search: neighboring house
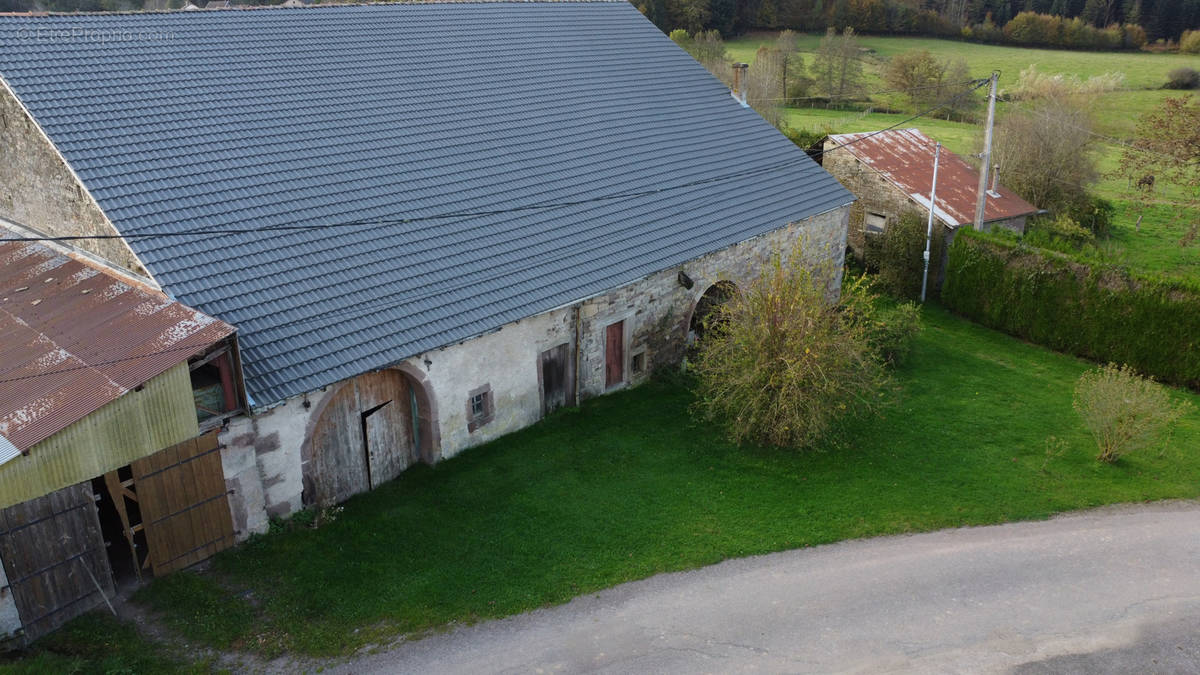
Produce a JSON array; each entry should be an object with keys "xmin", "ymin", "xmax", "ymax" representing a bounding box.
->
[
  {"xmin": 205, "ymin": 0, "xmax": 230, "ymax": 8},
  {"xmin": 821, "ymin": 129, "xmax": 1037, "ymax": 275},
  {"xmin": 0, "ymin": 230, "xmax": 237, "ymax": 646},
  {"xmin": 0, "ymin": 3, "xmax": 854, "ymax": 540}
]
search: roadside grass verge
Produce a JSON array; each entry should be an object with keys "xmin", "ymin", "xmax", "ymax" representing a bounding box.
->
[
  {"xmin": 0, "ymin": 613, "xmax": 208, "ymax": 674},
  {"xmin": 134, "ymin": 305, "xmax": 1200, "ymax": 658}
]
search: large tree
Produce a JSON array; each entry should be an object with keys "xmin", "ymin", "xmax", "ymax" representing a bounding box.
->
[{"xmin": 810, "ymin": 27, "xmax": 864, "ymax": 104}]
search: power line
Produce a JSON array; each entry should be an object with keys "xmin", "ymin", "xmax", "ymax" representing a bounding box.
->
[
  {"xmin": 0, "ymin": 79, "xmax": 989, "ymax": 246},
  {"xmin": 0, "ymin": 79, "xmax": 990, "ymax": 387}
]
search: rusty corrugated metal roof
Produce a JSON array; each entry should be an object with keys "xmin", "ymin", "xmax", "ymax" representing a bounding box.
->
[
  {"xmin": 827, "ymin": 129, "xmax": 1037, "ymax": 227},
  {"xmin": 0, "ymin": 235, "xmax": 234, "ymax": 452}
]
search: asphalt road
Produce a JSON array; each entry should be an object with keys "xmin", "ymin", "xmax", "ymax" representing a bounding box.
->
[{"xmin": 328, "ymin": 501, "xmax": 1200, "ymax": 674}]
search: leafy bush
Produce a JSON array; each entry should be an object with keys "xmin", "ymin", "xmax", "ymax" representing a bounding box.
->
[
  {"xmin": 1181, "ymin": 30, "xmax": 1200, "ymax": 55},
  {"xmin": 781, "ymin": 125, "xmax": 831, "ymax": 151},
  {"xmin": 855, "ymin": 294, "xmax": 923, "ymax": 367},
  {"xmin": 942, "ymin": 231, "xmax": 1200, "ymax": 389},
  {"xmin": 1024, "ymin": 214, "xmax": 1096, "ymax": 253},
  {"xmin": 862, "ymin": 210, "xmax": 945, "ymax": 300},
  {"xmin": 1165, "ymin": 67, "xmax": 1200, "ymax": 90},
  {"xmin": 1074, "ymin": 363, "xmax": 1193, "ymax": 462},
  {"xmin": 691, "ymin": 253, "xmax": 887, "ymax": 449}
]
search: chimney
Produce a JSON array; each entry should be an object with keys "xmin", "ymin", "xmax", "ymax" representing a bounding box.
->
[
  {"xmin": 731, "ymin": 63, "xmax": 749, "ymax": 107},
  {"xmin": 986, "ymin": 164, "xmax": 1001, "ymax": 198}
]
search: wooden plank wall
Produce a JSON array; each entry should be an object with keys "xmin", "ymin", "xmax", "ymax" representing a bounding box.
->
[
  {"xmin": 0, "ymin": 482, "xmax": 113, "ymax": 645},
  {"xmin": 132, "ymin": 432, "xmax": 235, "ymax": 577}
]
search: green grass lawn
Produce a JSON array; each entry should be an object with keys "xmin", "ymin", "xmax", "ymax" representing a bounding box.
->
[
  {"xmin": 0, "ymin": 613, "xmax": 209, "ymax": 674},
  {"xmin": 123, "ymin": 304, "xmax": 1200, "ymax": 659}
]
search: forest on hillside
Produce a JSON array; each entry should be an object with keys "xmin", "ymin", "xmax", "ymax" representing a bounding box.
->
[
  {"xmin": 0, "ymin": 0, "xmax": 1197, "ymax": 50},
  {"xmin": 640, "ymin": 0, "xmax": 1200, "ymax": 45}
]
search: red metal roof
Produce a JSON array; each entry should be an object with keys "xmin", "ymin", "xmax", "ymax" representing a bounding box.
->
[
  {"xmin": 827, "ymin": 129, "xmax": 1037, "ymax": 227},
  {"xmin": 0, "ymin": 235, "xmax": 234, "ymax": 452}
]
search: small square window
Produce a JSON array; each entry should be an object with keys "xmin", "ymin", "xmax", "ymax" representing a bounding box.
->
[
  {"xmin": 467, "ymin": 384, "xmax": 494, "ymax": 432},
  {"xmin": 631, "ymin": 351, "xmax": 645, "ymax": 375},
  {"xmin": 865, "ymin": 212, "xmax": 887, "ymax": 234}
]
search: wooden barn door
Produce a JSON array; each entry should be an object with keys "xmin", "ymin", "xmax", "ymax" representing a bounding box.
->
[
  {"xmin": 0, "ymin": 483, "xmax": 114, "ymax": 644},
  {"xmin": 306, "ymin": 371, "xmax": 416, "ymax": 506},
  {"xmin": 131, "ymin": 432, "xmax": 235, "ymax": 577},
  {"xmin": 539, "ymin": 343, "xmax": 574, "ymax": 416},
  {"xmin": 605, "ymin": 321, "xmax": 625, "ymax": 389}
]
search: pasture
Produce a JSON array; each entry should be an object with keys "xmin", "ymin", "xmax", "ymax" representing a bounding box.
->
[{"xmin": 730, "ymin": 32, "xmax": 1198, "ymax": 280}]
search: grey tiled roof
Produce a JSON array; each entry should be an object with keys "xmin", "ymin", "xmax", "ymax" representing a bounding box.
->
[{"xmin": 0, "ymin": 2, "xmax": 853, "ymax": 406}]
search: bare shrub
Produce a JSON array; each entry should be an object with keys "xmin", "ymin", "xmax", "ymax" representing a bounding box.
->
[
  {"xmin": 747, "ymin": 45, "xmax": 784, "ymax": 128},
  {"xmin": 691, "ymin": 254, "xmax": 888, "ymax": 449},
  {"xmin": 1073, "ymin": 363, "xmax": 1193, "ymax": 463},
  {"xmin": 992, "ymin": 95, "xmax": 1099, "ymax": 213},
  {"xmin": 1006, "ymin": 65, "xmax": 1125, "ymax": 101}
]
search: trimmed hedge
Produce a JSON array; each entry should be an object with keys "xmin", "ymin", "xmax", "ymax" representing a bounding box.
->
[{"xmin": 942, "ymin": 230, "xmax": 1200, "ymax": 389}]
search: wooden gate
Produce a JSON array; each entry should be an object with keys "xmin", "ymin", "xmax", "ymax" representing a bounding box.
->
[
  {"xmin": 131, "ymin": 432, "xmax": 235, "ymax": 577},
  {"xmin": 0, "ymin": 483, "xmax": 114, "ymax": 644}
]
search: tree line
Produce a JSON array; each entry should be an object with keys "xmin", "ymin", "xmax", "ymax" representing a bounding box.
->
[{"xmin": 639, "ymin": 0, "xmax": 1200, "ymax": 46}]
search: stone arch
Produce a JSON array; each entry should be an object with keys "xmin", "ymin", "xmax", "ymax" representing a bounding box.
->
[
  {"xmin": 687, "ymin": 280, "xmax": 739, "ymax": 342},
  {"xmin": 300, "ymin": 365, "xmax": 439, "ymax": 507}
]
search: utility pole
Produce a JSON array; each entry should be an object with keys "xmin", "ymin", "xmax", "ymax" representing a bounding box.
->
[
  {"xmin": 973, "ymin": 71, "xmax": 999, "ymax": 232},
  {"xmin": 921, "ymin": 142, "xmax": 942, "ymax": 304}
]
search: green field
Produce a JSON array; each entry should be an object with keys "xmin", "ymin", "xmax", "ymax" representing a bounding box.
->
[
  {"xmin": 727, "ymin": 33, "xmax": 1200, "ymax": 92},
  {"xmin": 71, "ymin": 306, "xmax": 1200, "ymax": 660},
  {"xmin": 730, "ymin": 32, "xmax": 1199, "ymax": 279}
]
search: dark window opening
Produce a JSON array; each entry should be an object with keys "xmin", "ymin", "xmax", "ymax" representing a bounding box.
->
[
  {"xmin": 865, "ymin": 212, "xmax": 888, "ymax": 234},
  {"xmin": 631, "ymin": 351, "xmax": 645, "ymax": 375},
  {"xmin": 190, "ymin": 345, "xmax": 239, "ymax": 429}
]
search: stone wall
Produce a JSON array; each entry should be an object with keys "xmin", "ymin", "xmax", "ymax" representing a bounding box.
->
[
  {"xmin": 0, "ymin": 551, "xmax": 19, "ymax": 645},
  {"xmin": 217, "ymin": 205, "xmax": 850, "ymax": 535},
  {"xmin": 821, "ymin": 139, "xmax": 944, "ymax": 257},
  {"xmin": 0, "ymin": 84, "xmax": 146, "ymax": 275}
]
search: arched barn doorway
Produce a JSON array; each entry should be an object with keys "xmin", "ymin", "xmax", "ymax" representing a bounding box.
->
[
  {"xmin": 302, "ymin": 367, "xmax": 437, "ymax": 507},
  {"xmin": 688, "ymin": 281, "xmax": 738, "ymax": 343}
]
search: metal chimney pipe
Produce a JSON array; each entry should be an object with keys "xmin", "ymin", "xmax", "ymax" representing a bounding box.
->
[{"xmin": 991, "ymin": 165, "xmax": 1000, "ymax": 192}]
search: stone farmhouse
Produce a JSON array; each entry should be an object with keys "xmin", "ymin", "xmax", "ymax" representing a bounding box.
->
[
  {"xmin": 820, "ymin": 128, "xmax": 1037, "ymax": 279},
  {"xmin": 0, "ymin": 2, "xmax": 854, "ymax": 552}
]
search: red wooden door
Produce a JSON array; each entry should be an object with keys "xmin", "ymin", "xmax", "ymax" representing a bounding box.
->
[{"xmin": 605, "ymin": 321, "xmax": 624, "ymax": 388}]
